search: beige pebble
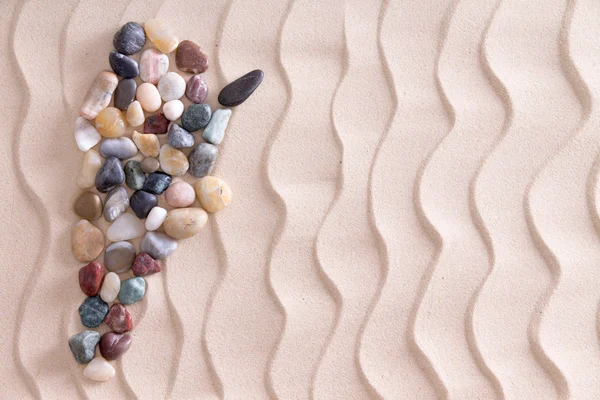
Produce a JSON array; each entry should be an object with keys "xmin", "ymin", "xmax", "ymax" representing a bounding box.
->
[
  {"xmin": 159, "ymin": 144, "xmax": 188, "ymax": 176},
  {"xmin": 95, "ymin": 107, "xmax": 127, "ymax": 138},
  {"xmin": 158, "ymin": 72, "xmax": 185, "ymax": 102},
  {"xmin": 73, "ymin": 191, "xmax": 103, "ymax": 220},
  {"xmin": 163, "ymin": 100, "xmax": 184, "ymax": 121},
  {"xmin": 145, "ymin": 207, "xmax": 167, "ymax": 231},
  {"xmin": 144, "ymin": 19, "xmax": 179, "ymax": 53},
  {"xmin": 72, "ymin": 219, "xmax": 104, "ymax": 262},
  {"xmin": 126, "ymin": 100, "xmax": 144, "ymax": 127},
  {"xmin": 100, "ymin": 272, "xmax": 120, "ymax": 303},
  {"xmin": 163, "ymin": 207, "xmax": 208, "ymax": 239},
  {"xmin": 132, "ymin": 131, "xmax": 160, "ymax": 157},
  {"xmin": 83, "ymin": 357, "xmax": 115, "ymax": 382},
  {"xmin": 194, "ymin": 176, "xmax": 232, "ymax": 213},
  {"xmin": 141, "ymin": 157, "xmax": 160, "ymax": 173},
  {"xmin": 136, "ymin": 83, "xmax": 162, "ymax": 112},
  {"xmin": 139, "ymin": 48, "xmax": 169, "ymax": 84},
  {"xmin": 80, "ymin": 71, "xmax": 118, "ymax": 120},
  {"xmin": 77, "ymin": 149, "xmax": 102, "ymax": 189},
  {"xmin": 165, "ymin": 181, "xmax": 196, "ymax": 208}
]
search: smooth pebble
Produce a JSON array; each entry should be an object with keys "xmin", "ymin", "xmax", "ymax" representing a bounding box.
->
[
  {"xmin": 140, "ymin": 231, "xmax": 178, "ymax": 259},
  {"xmin": 165, "ymin": 181, "xmax": 195, "ymax": 208},
  {"xmin": 77, "ymin": 149, "xmax": 102, "ymax": 189},
  {"xmin": 176, "ymin": 40, "xmax": 208, "ymax": 73},
  {"xmin": 100, "ymin": 137, "xmax": 137, "ymax": 160},
  {"xmin": 124, "ymin": 160, "xmax": 145, "ymax": 190},
  {"xmin": 130, "ymin": 190, "xmax": 158, "ymax": 219},
  {"xmin": 218, "ymin": 69, "xmax": 264, "ymax": 107},
  {"xmin": 100, "ymin": 272, "xmax": 120, "ymax": 303},
  {"xmin": 143, "ymin": 171, "xmax": 172, "ymax": 194},
  {"xmin": 79, "ymin": 261, "xmax": 104, "ymax": 296},
  {"xmin": 185, "ymin": 74, "xmax": 208, "ymax": 103},
  {"xmin": 83, "ymin": 357, "xmax": 115, "ymax": 382},
  {"xmin": 69, "ymin": 330, "xmax": 101, "ymax": 364},
  {"xmin": 195, "ymin": 176, "xmax": 233, "ymax": 213},
  {"xmin": 109, "ymin": 51, "xmax": 139, "ymax": 78},
  {"xmin": 95, "ymin": 157, "xmax": 125, "ymax": 193},
  {"xmin": 107, "ymin": 213, "xmax": 146, "ymax": 242},
  {"xmin": 145, "ymin": 207, "xmax": 167, "ymax": 231},
  {"xmin": 136, "ymin": 82, "xmax": 161, "ymax": 112},
  {"xmin": 103, "ymin": 186, "xmax": 129, "ymax": 222},
  {"xmin": 158, "ymin": 72, "xmax": 185, "ymax": 102},
  {"xmin": 113, "ymin": 22, "xmax": 146, "ymax": 55},
  {"xmin": 74, "ymin": 117, "xmax": 101, "ymax": 152},
  {"xmin": 164, "ymin": 207, "xmax": 208, "ymax": 239},
  {"xmin": 73, "ymin": 191, "xmax": 103, "ymax": 220},
  {"xmin": 126, "ymin": 100, "xmax": 144, "ymax": 127},
  {"xmin": 95, "ymin": 107, "xmax": 127, "ymax": 138},
  {"xmin": 114, "ymin": 78, "xmax": 137, "ymax": 111},
  {"xmin": 144, "ymin": 19, "xmax": 179, "ymax": 53},
  {"xmin": 100, "ymin": 332, "xmax": 132, "ymax": 361},
  {"xmin": 167, "ymin": 123, "xmax": 194, "ymax": 148},
  {"xmin": 104, "ymin": 304, "xmax": 132, "ymax": 333},
  {"xmin": 159, "ymin": 144, "xmax": 189, "ymax": 176},
  {"xmin": 119, "ymin": 277, "xmax": 146, "ymax": 305},
  {"xmin": 80, "ymin": 71, "xmax": 118, "ymax": 120},
  {"xmin": 72, "ymin": 220, "xmax": 104, "ymax": 262},
  {"xmin": 181, "ymin": 103, "xmax": 211, "ymax": 132},
  {"xmin": 163, "ymin": 99, "xmax": 184, "ymax": 121},
  {"xmin": 144, "ymin": 113, "xmax": 170, "ymax": 134},
  {"xmin": 202, "ymin": 108, "xmax": 231, "ymax": 145},
  {"xmin": 188, "ymin": 143, "xmax": 217, "ymax": 178},
  {"xmin": 141, "ymin": 157, "xmax": 160, "ymax": 173},
  {"xmin": 139, "ymin": 48, "xmax": 169, "ymax": 85},
  {"xmin": 132, "ymin": 130, "xmax": 160, "ymax": 158},
  {"xmin": 79, "ymin": 295, "xmax": 109, "ymax": 328},
  {"xmin": 104, "ymin": 241, "xmax": 136, "ymax": 273}
]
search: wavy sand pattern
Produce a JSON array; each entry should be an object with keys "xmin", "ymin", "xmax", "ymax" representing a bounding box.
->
[{"xmin": 3, "ymin": 0, "xmax": 600, "ymax": 398}]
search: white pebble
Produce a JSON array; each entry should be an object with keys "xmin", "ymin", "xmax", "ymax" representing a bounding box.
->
[
  {"xmin": 100, "ymin": 272, "xmax": 120, "ymax": 303},
  {"xmin": 163, "ymin": 100, "xmax": 184, "ymax": 121},
  {"xmin": 76, "ymin": 149, "xmax": 102, "ymax": 189},
  {"xmin": 145, "ymin": 207, "xmax": 168, "ymax": 231},
  {"xmin": 107, "ymin": 213, "xmax": 146, "ymax": 242},
  {"xmin": 74, "ymin": 117, "xmax": 101, "ymax": 151},
  {"xmin": 126, "ymin": 100, "xmax": 145, "ymax": 127},
  {"xmin": 136, "ymin": 83, "xmax": 162, "ymax": 112},
  {"xmin": 83, "ymin": 357, "xmax": 115, "ymax": 382},
  {"xmin": 158, "ymin": 72, "xmax": 185, "ymax": 102},
  {"xmin": 139, "ymin": 48, "xmax": 169, "ymax": 85}
]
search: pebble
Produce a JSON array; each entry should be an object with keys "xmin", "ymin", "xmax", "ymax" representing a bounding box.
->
[
  {"xmin": 104, "ymin": 304, "xmax": 132, "ymax": 333},
  {"xmin": 109, "ymin": 51, "xmax": 139, "ymax": 78},
  {"xmin": 103, "ymin": 186, "xmax": 129, "ymax": 222},
  {"xmin": 132, "ymin": 252, "xmax": 161, "ymax": 276},
  {"xmin": 72, "ymin": 220, "xmax": 104, "ymax": 262},
  {"xmin": 130, "ymin": 190, "xmax": 158, "ymax": 219},
  {"xmin": 188, "ymin": 143, "xmax": 217, "ymax": 178},
  {"xmin": 181, "ymin": 103, "xmax": 211, "ymax": 132},
  {"xmin": 137, "ymin": 82, "xmax": 162, "ymax": 112},
  {"xmin": 140, "ymin": 231, "xmax": 178, "ymax": 259},
  {"xmin": 124, "ymin": 160, "xmax": 145, "ymax": 190},
  {"xmin": 158, "ymin": 72, "xmax": 186, "ymax": 102},
  {"xmin": 100, "ymin": 272, "xmax": 120, "ymax": 303},
  {"xmin": 176, "ymin": 40, "xmax": 209, "ymax": 74},
  {"xmin": 164, "ymin": 208, "xmax": 208, "ymax": 239},
  {"xmin": 144, "ymin": 113, "xmax": 170, "ymax": 134},
  {"xmin": 80, "ymin": 71, "xmax": 118, "ymax": 120},
  {"xmin": 95, "ymin": 157, "xmax": 125, "ymax": 193},
  {"xmin": 83, "ymin": 357, "xmax": 115, "ymax": 382},
  {"xmin": 159, "ymin": 144, "xmax": 189, "ymax": 176},
  {"xmin": 145, "ymin": 207, "xmax": 167, "ymax": 231},
  {"xmin": 95, "ymin": 107, "xmax": 127, "ymax": 138},
  {"xmin": 114, "ymin": 78, "xmax": 137, "ymax": 111},
  {"xmin": 104, "ymin": 241, "xmax": 136, "ymax": 273},
  {"xmin": 141, "ymin": 157, "xmax": 160, "ymax": 173},
  {"xmin": 185, "ymin": 74, "xmax": 208, "ymax": 103},
  {"xmin": 139, "ymin": 48, "xmax": 169, "ymax": 84},
  {"xmin": 165, "ymin": 181, "xmax": 196, "ymax": 208},
  {"xmin": 202, "ymin": 108, "xmax": 231, "ymax": 145},
  {"xmin": 107, "ymin": 213, "xmax": 146, "ymax": 242},
  {"xmin": 132, "ymin": 131, "xmax": 160, "ymax": 157},
  {"xmin": 126, "ymin": 100, "xmax": 145, "ymax": 127},
  {"xmin": 69, "ymin": 330, "xmax": 101, "ymax": 364},
  {"xmin": 218, "ymin": 69, "xmax": 264, "ymax": 107},
  {"xmin": 119, "ymin": 277, "xmax": 146, "ymax": 305},
  {"xmin": 79, "ymin": 261, "xmax": 104, "ymax": 296},
  {"xmin": 143, "ymin": 171, "xmax": 172, "ymax": 194},
  {"xmin": 74, "ymin": 117, "xmax": 101, "ymax": 152},
  {"xmin": 73, "ymin": 191, "xmax": 103, "ymax": 220},
  {"xmin": 77, "ymin": 150, "xmax": 102, "ymax": 189},
  {"xmin": 167, "ymin": 123, "xmax": 194, "ymax": 148},
  {"xmin": 79, "ymin": 295, "xmax": 109, "ymax": 328},
  {"xmin": 144, "ymin": 19, "xmax": 179, "ymax": 53},
  {"xmin": 99, "ymin": 332, "xmax": 132, "ymax": 361},
  {"xmin": 195, "ymin": 176, "xmax": 233, "ymax": 213},
  {"xmin": 163, "ymin": 99, "xmax": 184, "ymax": 121},
  {"xmin": 113, "ymin": 22, "xmax": 146, "ymax": 55},
  {"xmin": 100, "ymin": 137, "xmax": 138, "ymax": 160}
]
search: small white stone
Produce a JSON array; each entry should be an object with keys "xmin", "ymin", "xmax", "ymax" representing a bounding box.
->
[
  {"xmin": 163, "ymin": 100, "xmax": 184, "ymax": 121},
  {"xmin": 126, "ymin": 100, "xmax": 145, "ymax": 127},
  {"xmin": 136, "ymin": 82, "xmax": 162, "ymax": 112},
  {"xmin": 77, "ymin": 149, "xmax": 102, "ymax": 189},
  {"xmin": 74, "ymin": 117, "xmax": 101, "ymax": 151},
  {"xmin": 107, "ymin": 213, "xmax": 146, "ymax": 242},
  {"xmin": 83, "ymin": 357, "xmax": 115, "ymax": 382},
  {"xmin": 202, "ymin": 108, "xmax": 232, "ymax": 145},
  {"xmin": 100, "ymin": 272, "xmax": 120, "ymax": 303},
  {"xmin": 158, "ymin": 72, "xmax": 185, "ymax": 102},
  {"xmin": 145, "ymin": 207, "xmax": 167, "ymax": 231},
  {"xmin": 139, "ymin": 48, "xmax": 169, "ymax": 85}
]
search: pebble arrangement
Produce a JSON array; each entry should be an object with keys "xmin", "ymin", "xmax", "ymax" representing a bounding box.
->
[{"xmin": 68, "ymin": 20, "xmax": 263, "ymax": 382}]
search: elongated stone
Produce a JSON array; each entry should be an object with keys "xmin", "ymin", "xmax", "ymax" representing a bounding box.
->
[
  {"xmin": 103, "ymin": 186, "xmax": 129, "ymax": 222},
  {"xmin": 104, "ymin": 241, "xmax": 136, "ymax": 273},
  {"xmin": 130, "ymin": 190, "xmax": 158, "ymax": 219},
  {"xmin": 144, "ymin": 113, "xmax": 169, "ymax": 134},
  {"xmin": 145, "ymin": 206, "xmax": 167, "ymax": 231},
  {"xmin": 137, "ymin": 82, "xmax": 161, "ymax": 112},
  {"xmin": 83, "ymin": 357, "xmax": 115, "ymax": 382},
  {"xmin": 144, "ymin": 19, "xmax": 179, "ymax": 53},
  {"xmin": 158, "ymin": 72, "xmax": 185, "ymax": 102},
  {"xmin": 132, "ymin": 252, "xmax": 161, "ymax": 276},
  {"xmin": 114, "ymin": 78, "xmax": 137, "ymax": 111},
  {"xmin": 77, "ymin": 149, "xmax": 102, "ymax": 189},
  {"xmin": 107, "ymin": 213, "xmax": 146, "ymax": 242},
  {"xmin": 109, "ymin": 51, "xmax": 139, "ymax": 78},
  {"xmin": 100, "ymin": 272, "xmax": 120, "ymax": 303},
  {"xmin": 79, "ymin": 261, "xmax": 104, "ymax": 296},
  {"xmin": 202, "ymin": 108, "xmax": 231, "ymax": 145},
  {"xmin": 132, "ymin": 131, "xmax": 160, "ymax": 157},
  {"xmin": 104, "ymin": 304, "xmax": 132, "ymax": 333},
  {"xmin": 218, "ymin": 69, "xmax": 264, "ymax": 107},
  {"xmin": 74, "ymin": 117, "xmax": 101, "ymax": 152},
  {"xmin": 143, "ymin": 171, "xmax": 172, "ymax": 194},
  {"xmin": 176, "ymin": 40, "xmax": 208, "ymax": 73},
  {"xmin": 95, "ymin": 157, "xmax": 125, "ymax": 193},
  {"xmin": 126, "ymin": 100, "xmax": 144, "ymax": 127},
  {"xmin": 119, "ymin": 277, "xmax": 146, "ymax": 305},
  {"xmin": 185, "ymin": 74, "xmax": 208, "ymax": 103},
  {"xmin": 164, "ymin": 208, "xmax": 208, "ymax": 239},
  {"xmin": 165, "ymin": 181, "xmax": 195, "ymax": 208},
  {"xmin": 195, "ymin": 176, "xmax": 233, "ymax": 213},
  {"xmin": 124, "ymin": 160, "xmax": 145, "ymax": 190},
  {"xmin": 79, "ymin": 295, "xmax": 109, "ymax": 328},
  {"xmin": 163, "ymin": 99, "xmax": 184, "ymax": 121},
  {"xmin": 159, "ymin": 145, "xmax": 188, "ymax": 176},
  {"xmin": 181, "ymin": 103, "xmax": 211, "ymax": 132},
  {"xmin": 99, "ymin": 332, "xmax": 132, "ymax": 361},
  {"xmin": 140, "ymin": 231, "xmax": 178, "ymax": 259},
  {"xmin": 100, "ymin": 137, "xmax": 137, "ymax": 160},
  {"xmin": 80, "ymin": 71, "xmax": 118, "ymax": 120},
  {"xmin": 139, "ymin": 48, "xmax": 169, "ymax": 84},
  {"xmin": 72, "ymin": 220, "xmax": 104, "ymax": 262},
  {"xmin": 188, "ymin": 143, "xmax": 217, "ymax": 178},
  {"xmin": 141, "ymin": 157, "xmax": 160, "ymax": 173},
  {"xmin": 69, "ymin": 330, "xmax": 101, "ymax": 364},
  {"xmin": 95, "ymin": 107, "xmax": 127, "ymax": 138},
  {"xmin": 167, "ymin": 124, "xmax": 194, "ymax": 148},
  {"xmin": 113, "ymin": 22, "xmax": 146, "ymax": 55},
  {"xmin": 73, "ymin": 191, "xmax": 102, "ymax": 220}
]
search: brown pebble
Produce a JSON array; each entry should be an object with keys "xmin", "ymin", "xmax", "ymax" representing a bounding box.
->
[
  {"xmin": 175, "ymin": 40, "xmax": 208, "ymax": 74},
  {"xmin": 99, "ymin": 332, "xmax": 132, "ymax": 361},
  {"xmin": 73, "ymin": 191, "xmax": 103, "ymax": 220},
  {"xmin": 141, "ymin": 157, "xmax": 160, "ymax": 173}
]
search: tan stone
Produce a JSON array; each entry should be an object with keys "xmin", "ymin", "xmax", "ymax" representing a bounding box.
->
[
  {"xmin": 132, "ymin": 131, "xmax": 160, "ymax": 157},
  {"xmin": 73, "ymin": 191, "xmax": 103, "ymax": 220},
  {"xmin": 159, "ymin": 144, "xmax": 188, "ymax": 176},
  {"xmin": 95, "ymin": 107, "xmax": 127, "ymax": 138},
  {"xmin": 163, "ymin": 208, "xmax": 208, "ymax": 239},
  {"xmin": 72, "ymin": 219, "xmax": 104, "ymax": 262},
  {"xmin": 126, "ymin": 100, "xmax": 144, "ymax": 127},
  {"xmin": 144, "ymin": 19, "xmax": 179, "ymax": 53},
  {"xmin": 80, "ymin": 71, "xmax": 118, "ymax": 120},
  {"xmin": 194, "ymin": 176, "xmax": 232, "ymax": 213},
  {"xmin": 77, "ymin": 149, "xmax": 102, "ymax": 189}
]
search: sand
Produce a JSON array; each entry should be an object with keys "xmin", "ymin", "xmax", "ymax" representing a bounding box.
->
[{"xmin": 1, "ymin": 0, "xmax": 600, "ymax": 398}]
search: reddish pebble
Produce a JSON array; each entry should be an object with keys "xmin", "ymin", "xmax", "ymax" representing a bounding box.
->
[
  {"xmin": 99, "ymin": 332, "xmax": 132, "ymax": 361},
  {"xmin": 104, "ymin": 304, "xmax": 133, "ymax": 333},
  {"xmin": 79, "ymin": 261, "xmax": 104, "ymax": 296},
  {"xmin": 132, "ymin": 252, "xmax": 161, "ymax": 276},
  {"xmin": 176, "ymin": 40, "xmax": 208, "ymax": 74},
  {"xmin": 185, "ymin": 75, "xmax": 208, "ymax": 103},
  {"xmin": 144, "ymin": 113, "xmax": 170, "ymax": 134}
]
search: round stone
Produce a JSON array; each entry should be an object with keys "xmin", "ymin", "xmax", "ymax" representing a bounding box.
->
[
  {"xmin": 176, "ymin": 40, "xmax": 208, "ymax": 73},
  {"xmin": 72, "ymin": 220, "xmax": 104, "ymax": 262},
  {"xmin": 79, "ymin": 261, "xmax": 104, "ymax": 296},
  {"xmin": 119, "ymin": 277, "xmax": 146, "ymax": 305},
  {"xmin": 124, "ymin": 160, "xmax": 145, "ymax": 190},
  {"xmin": 79, "ymin": 295, "xmax": 109, "ymax": 328},
  {"xmin": 100, "ymin": 137, "xmax": 137, "ymax": 160},
  {"xmin": 95, "ymin": 157, "xmax": 125, "ymax": 193},
  {"xmin": 202, "ymin": 108, "xmax": 232, "ymax": 145},
  {"xmin": 137, "ymin": 82, "xmax": 162, "ymax": 112},
  {"xmin": 140, "ymin": 231, "xmax": 178, "ymax": 259},
  {"xmin": 80, "ymin": 71, "xmax": 118, "ymax": 120},
  {"xmin": 107, "ymin": 213, "xmax": 146, "ymax": 242},
  {"xmin": 109, "ymin": 51, "xmax": 139, "ymax": 79},
  {"xmin": 113, "ymin": 78, "xmax": 137, "ymax": 111},
  {"xmin": 144, "ymin": 113, "xmax": 170, "ymax": 134},
  {"xmin": 185, "ymin": 74, "xmax": 208, "ymax": 103},
  {"xmin": 132, "ymin": 131, "xmax": 160, "ymax": 157},
  {"xmin": 163, "ymin": 99, "xmax": 184, "ymax": 121},
  {"xmin": 195, "ymin": 176, "xmax": 232, "ymax": 213},
  {"xmin": 104, "ymin": 241, "xmax": 136, "ymax": 273},
  {"xmin": 130, "ymin": 190, "xmax": 158, "ymax": 219},
  {"xmin": 83, "ymin": 357, "xmax": 115, "ymax": 382},
  {"xmin": 159, "ymin": 144, "xmax": 189, "ymax": 176},
  {"xmin": 167, "ymin": 124, "xmax": 194, "ymax": 149},
  {"xmin": 164, "ymin": 208, "xmax": 208, "ymax": 239},
  {"xmin": 144, "ymin": 19, "xmax": 179, "ymax": 53},
  {"xmin": 113, "ymin": 22, "xmax": 146, "ymax": 55},
  {"xmin": 126, "ymin": 100, "xmax": 145, "ymax": 127},
  {"xmin": 74, "ymin": 117, "xmax": 101, "ymax": 152},
  {"xmin": 181, "ymin": 103, "xmax": 211, "ymax": 132},
  {"xmin": 158, "ymin": 72, "xmax": 185, "ymax": 102},
  {"xmin": 145, "ymin": 207, "xmax": 167, "ymax": 231},
  {"xmin": 103, "ymin": 186, "xmax": 129, "ymax": 222},
  {"xmin": 104, "ymin": 304, "xmax": 132, "ymax": 333},
  {"xmin": 218, "ymin": 69, "xmax": 264, "ymax": 107},
  {"xmin": 141, "ymin": 157, "xmax": 160, "ymax": 173},
  {"xmin": 95, "ymin": 107, "xmax": 127, "ymax": 138},
  {"xmin": 77, "ymin": 149, "xmax": 102, "ymax": 189},
  {"xmin": 69, "ymin": 330, "xmax": 101, "ymax": 364},
  {"xmin": 99, "ymin": 332, "xmax": 133, "ymax": 361},
  {"xmin": 132, "ymin": 252, "xmax": 161, "ymax": 276},
  {"xmin": 139, "ymin": 48, "xmax": 169, "ymax": 85},
  {"xmin": 165, "ymin": 181, "xmax": 195, "ymax": 208},
  {"xmin": 73, "ymin": 191, "xmax": 103, "ymax": 220},
  {"xmin": 100, "ymin": 272, "xmax": 120, "ymax": 303},
  {"xmin": 188, "ymin": 143, "xmax": 217, "ymax": 178}
]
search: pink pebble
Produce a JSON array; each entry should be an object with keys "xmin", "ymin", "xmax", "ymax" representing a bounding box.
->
[{"xmin": 165, "ymin": 181, "xmax": 196, "ymax": 208}]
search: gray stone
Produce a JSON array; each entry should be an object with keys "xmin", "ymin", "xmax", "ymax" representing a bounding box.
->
[
  {"xmin": 124, "ymin": 160, "xmax": 145, "ymax": 190},
  {"xmin": 104, "ymin": 241, "xmax": 136, "ymax": 273},
  {"xmin": 100, "ymin": 137, "xmax": 138, "ymax": 160},
  {"xmin": 95, "ymin": 157, "xmax": 125, "ymax": 193},
  {"xmin": 130, "ymin": 190, "xmax": 157, "ymax": 219},
  {"xmin": 114, "ymin": 78, "xmax": 137, "ymax": 111},
  {"xmin": 79, "ymin": 296, "xmax": 109, "ymax": 328},
  {"xmin": 218, "ymin": 69, "xmax": 264, "ymax": 107},
  {"xmin": 140, "ymin": 231, "xmax": 178, "ymax": 259},
  {"xmin": 104, "ymin": 186, "xmax": 129, "ymax": 222},
  {"xmin": 118, "ymin": 277, "xmax": 146, "ymax": 305},
  {"xmin": 188, "ymin": 143, "xmax": 217, "ymax": 178},
  {"xmin": 181, "ymin": 103, "xmax": 211, "ymax": 132},
  {"xmin": 202, "ymin": 108, "xmax": 231, "ymax": 145},
  {"xmin": 141, "ymin": 157, "xmax": 160, "ymax": 173},
  {"xmin": 69, "ymin": 330, "xmax": 101, "ymax": 364},
  {"xmin": 113, "ymin": 22, "xmax": 146, "ymax": 55},
  {"xmin": 167, "ymin": 124, "xmax": 194, "ymax": 148},
  {"xmin": 109, "ymin": 51, "xmax": 139, "ymax": 79}
]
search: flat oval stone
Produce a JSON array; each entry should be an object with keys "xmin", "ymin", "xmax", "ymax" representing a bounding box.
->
[
  {"xmin": 158, "ymin": 72, "xmax": 185, "ymax": 102},
  {"xmin": 195, "ymin": 176, "xmax": 233, "ymax": 213},
  {"xmin": 144, "ymin": 19, "xmax": 179, "ymax": 53},
  {"xmin": 176, "ymin": 40, "xmax": 208, "ymax": 73},
  {"xmin": 165, "ymin": 181, "xmax": 195, "ymax": 208},
  {"xmin": 73, "ymin": 191, "xmax": 102, "ymax": 220},
  {"xmin": 80, "ymin": 71, "xmax": 118, "ymax": 120},
  {"xmin": 130, "ymin": 190, "xmax": 158, "ymax": 219},
  {"xmin": 139, "ymin": 48, "xmax": 169, "ymax": 84},
  {"xmin": 126, "ymin": 100, "xmax": 144, "ymax": 127},
  {"xmin": 137, "ymin": 82, "xmax": 161, "ymax": 112},
  {"xmin": 69, "ymin": 330, "xmax": 101, "ymax": 364},
  {"xmin": 113, "ymin": 22, "xmax": 145, "ymax": 55},
  {"xmin": 107, "ymin": 213, "xmax": 146, "ymax": 242},
  {"xmin": 141, "ymin": 157, "xmax": 160, "ymax": 173},
  {"xmin": 167, "ymin": 124, "xmax": 194, "ymax": 149},
  {"xmin": 164, "ymin": 207, "xmax": 208, "ymax": 239},
  {"xmin": 100, "ymin": 137, "xmax": 137, "ymax": 160},
  {"xmin": 185, "ymin": 74, "xmax": 208, "ymax": 103},
  {"xmin": 104, "ymin": 304, "xmax": 132, "ymax": 333},
  {"xmin": 114, "ymin": 78, "xmax": 137, "ymax": 111},
  {"xmin": 144, "ymin": 113, "xmax": 170, "ymax": 134},
  {"xmin": 95, "ymin": 107, "xmax": 127, "ymax": 138},
  {"xmin": 203, "ymin": 108, "xmax": 231, "ymax": 145},
  {"xmin": 72, "ymin": 220, "xmax": 104, "ymax": 262},
  {"xmin": 143, "ymin": 171, "xmax": 172, "ymax": 194},
  {"xmin": 95, "ymin": 157, "xmax": 125, "ymax": 193},
  {"xmin": 163, "ymin": 99, "xmax": 184, "ymax": 121},
  {"xmin": 103, "ymin": 186, "xmax": 129, "ymax": 222},
  {"xmin": 100, "ymin": 272, "xmax": 120, "ymax": 303},
  {"xmin": 104, "ymin": 241, "xmax": 136, "ymax": 273},
  {"xmin": 100, "ymin": 332, "xmax": 132, "ymax": 361},
  {"xmin": 74, "ymin": 117, "xmax": 101, "ymax": 152},
  {"xmin": 79, "ymin": 261, "xmax": 104, "ymax": 296},
  {"xmin": 83, "ymin": 357, "xmax": 115, "ymax": 382},
  {"xmin": 132, "ymin": 131, "xmax": 160, "ymax": 158},
  {"xmin": 159, "ymin": 144, "xmax": 189, "ymax": 176},
  {"xmin": 145, "ymin": 207, "xmax": 167, "ymax": 231},
  {"xmin": 181, "ymin": 103, "xmax": 211, "ymax": 132},
  {"xmin": 132, "ymin": 252, "xmax": 161, "ymax": 276},
  {"xmin": 124, "ymin": 160, "xmax": 145, "ymax": 190},
  {"xmin": 140, "ymin": 231, "xmax": 178, "ymax": 259},
  {"xmin": 188, "ymin": 143, "xmax": 217, "ymax": 178},
  {"xmin": 218, "ymin": 69, "xmax": 264, "ymax": 107},
  {"xmin": 119, "ymin": 277, "xmax": 146, "ymax": 305},
  {"xmin": 79, "ymin": 295, "xmax": 109, "ymax": 328},
  {"xmin": 77, "ymin": 149, "xmax": 102, "ymax": 189},
  {"xmin": 109, "ymin": 51, "xmax": 139, "ymax": 79}
]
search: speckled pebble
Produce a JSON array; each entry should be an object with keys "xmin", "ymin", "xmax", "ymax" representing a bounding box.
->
[
  {"xmin": 124, "ymin": 160, "xmax": 145, "ymax": 190},
  {"xmin": 167, "ymin": 123, "xmax": 194, "ymax": 148},
  {"xmin": 69, "ymin": 330, "xmax": 101, "ymax": 364},
  {"xmin": 185, "ymin": 74, "xmax": 208, "ymax": 103},
  {"xmin": 188, "ymin": 143, "xmax": 217, "ymax": 178},
  {"xmin": 79, "ymin": 295, "xmax": 109, "ymax": 328},
  {"xmin": 143, "ymin": 171, "xmax": 172, "ymax": 195},
  {"xmin": 113, "ymin": 22, "xmax": 146, "ymax": 55},
  {"xmin": 181, "ymin": 103, "xmax": 211, "ymax": 132},
  {"xmin": 118, "ymin": 277, "xmax": 146, "ymax": 305}
]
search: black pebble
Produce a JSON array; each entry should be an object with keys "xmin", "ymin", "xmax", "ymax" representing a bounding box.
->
[
  {"xmin": 114, "ymin": 78, "xmax": 137, "ymax": 111},
  {"xmin": 95, "ymin": 157, "xmax": 125, "ymax": 193},
  {"xmin": 130, "ymin": 190, "xmax": 158, "ymax": 219},
  {"xmin": 218, "ymin": 69, "xmax": 264, "ymax": 107},
  {"xmin": 143, "ymin": 172, "xmax": 172, "ymax": 195},
  {"xmin": 109, "ymin": 51, "xmax": 139, "ymax": 79},
  {"xmin": 181, "ymin": 103, "xmax": 211, "ymax": 132},
  {"xmin": 113, "ymin": 22, "xmax": 146, "ymax": 55}
]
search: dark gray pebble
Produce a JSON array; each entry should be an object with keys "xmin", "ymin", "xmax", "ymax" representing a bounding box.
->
[
  {"xmin": 78, "ymin": 296, "xmax": 109, "ymax": 328},
  {"xmin": 95, "ymin": 157, "xmax": 125, "ymax": 193},
  {"xmin": 181, "ymin": 103, "xmax": 211, "ymax": 132},
  {"xmin": 124, "ymin": 160, "xmax": 146, "ymax": 190},
  {"xmin": 113, "ymin": 22, "xmax": 146, "ymax": 55},
  {"xmin": 114, "ymin": 78, "xmax": 137, "ymax": 111},
  {"xmin": 218, "ymin": 69, "xmax": 264, "ymax": 107},
  {"xmin": 142, "ymin": 172, "xmax": 172, "ymax": 195},
  {"xmin": 167, "ymin": 123, "xmax": 195, "ymax": 148},
  {"xmin": 109, "ymin": 51, "xmax": 139, "ymax": 79},
  {"xmin": 69, "ymin": 330, "xmax": 101, "ymax": 364},
  {"xmin": 130, "ymin": 190, "xmax": 158, "ymax": 219},
  {"xmin": 188, "ymin": 143, "xmax": 217, "ymax": 178}
]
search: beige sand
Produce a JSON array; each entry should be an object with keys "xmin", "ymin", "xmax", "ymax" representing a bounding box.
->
[{"xmin": 2, "ymin": 0, "xmax": 600, "ymax": 398}]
